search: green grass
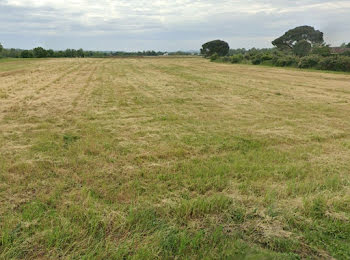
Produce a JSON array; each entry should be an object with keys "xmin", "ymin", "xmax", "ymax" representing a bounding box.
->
[
  {"xmin": 1, "ymin": 57, "xmax": 350, "ymax": 259},
  {"xmin": 0, "ymin": 58, "xmax": 41, "ymax": 72}
]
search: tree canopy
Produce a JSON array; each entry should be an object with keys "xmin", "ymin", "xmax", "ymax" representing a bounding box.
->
[
  {"xmin": 33, "ymin": 47, "xmax": 48, "ymax": 58},
  {"xmin": 272, "ymin": 26, "xmax": 324, "ymax": 51},
  {"xmin": 201, "ymin": 40, "xmax": 229, "ymax": 57},
  {"xmin": 20, "ymin": 50, "xmax": 33, "ymax": 58},
  {"xmin": 293, "ymin": 40, "xmax": 312, "ymax": 57},
  {"xmin": 0, "ymin": 43, "xmax": 3, "ymax": 53}
]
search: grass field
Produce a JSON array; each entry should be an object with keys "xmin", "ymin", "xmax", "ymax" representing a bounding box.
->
[{"xmin": 1, "ymin": 57, "xmax": 350, "ymax": 259}]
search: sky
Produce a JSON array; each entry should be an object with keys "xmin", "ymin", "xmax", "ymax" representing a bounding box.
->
[{"xmin": 1, "ymin": 0, "xmax": 350, "ymax": 51}]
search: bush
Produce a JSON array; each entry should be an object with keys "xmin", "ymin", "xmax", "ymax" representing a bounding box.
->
[
  {"xmin": 248, "ymin": 53, "xmax": 271, "ymax": 65},
  {"xmin": 271, "ymin": 55, "xmax": 281, "ymax": 65},
  {"xmin": 312, "ymin": 46, "xmax": 331, "ymax": 57},
  {"xmin": 230, "ymin": 54, "xmax": 244, "ymax": 64},
  {"xmin": 318, "ymin": 56, "xmax": 350, "ymax": 72},
  {"xmin": 273, "ymin": 56, "xmax": 299, "ymax": 67},
  {"xmin": 298, "ymin": 55, "xmax": 320, "ymax": 68},
  {"xmin": 221, "ymin": 56, "xmax": 231, "ymax": 62},
  {"xmin": 251, "ymin": 56, "xmax": 262, "ymax": 65},
  {"xmin": 210, "ymin": 53, "xmax": 219, "ymax": 61},
  {"xmin": 243, "ymin": 53, "xmax": 251, "ymax": 60},
  {"xmin": 261, "ymin": 54, "xmax": 273, "ymax": 61},
  {"xmin": 341, "ymin": 51, "xmax": 350, "ymax": 57}
]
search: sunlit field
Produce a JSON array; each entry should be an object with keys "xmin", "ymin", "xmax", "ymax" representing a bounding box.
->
[{"xmin": 1, "ymin": 57, "xmax": 350, "ymax": 259}]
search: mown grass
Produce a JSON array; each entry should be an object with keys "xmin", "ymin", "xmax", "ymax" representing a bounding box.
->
[{"xmin": 1, "ymin": 57, "xmax": 350, "ymax": 259}]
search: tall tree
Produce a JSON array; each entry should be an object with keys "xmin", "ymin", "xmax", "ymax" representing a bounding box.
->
[
  {"xmin": 0, "ymin": 43, "xmax": 3, "ymax": 53},
  {"xmin": 272, "ymin": 26, "xmax": 324, "ymax": 51},
  {"xmin": 201, "ymin": 40, "xmax": 230, "ymax": 57},
  {"xmin": 33, "ymin": 47, "xmax": 47, "ymax": 58}
]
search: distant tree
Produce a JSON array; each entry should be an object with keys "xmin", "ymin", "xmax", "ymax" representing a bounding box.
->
[
  {"xmin": 77, "ymin": 48, "xmax": 84, "ymax": 57},
  {"xmin": 65, "ymin": 49, "xmax": 73, "ymax": 57},
  {"xmin": 229, "ymin": 48, "xmax": 247, "ymax": 55},
  {"xmin": 71, "ymin": 49, "xmax": 77, "ymax": 57},
  {"xmin": 47, "ymin": 49, "xmax": 54, "ymax": 57},
  {"xmin": 347, "ymin": 43, "xmax": 350, "ymax": 48},
  {"xmin": 0, "ymin": 43, "xmax": 3, "ymax": 53},
  {"xmin": 8, "ymin": 48, "xmax": 20, "ymax": 58},
  {"xmin": 272, "ymin": 26, "xmax": 324, "ymax": 51},
  {"xmin": 201, "ymin": 40, "xmax": 230, "ymax": 57},
  {"xmin": 33, "ymin": 47, "xmax": 47, "ymax": 58},
  {"xmin": 53, "ymin": 50, "xmax": 63, "ymax": 57},
  {"xmin": 20, "ymin": 50, "xmax": 33, "ymax": 58},
  {"xmin": 293, "ymin": 40, "xmax": 312, "ymax": 57}
]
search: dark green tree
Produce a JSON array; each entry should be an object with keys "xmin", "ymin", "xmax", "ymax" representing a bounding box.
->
[
  {"xmin": 293, "ymin": 40, "xmax": 312, "ymax": 57},
  {"xmin": 8, "ymin": 48, "xmax": 19, "ymax": 58},
  {"xmin": 0, "ymin": 43, "xmax": 3, "ymax": 53},
  {"xmin": 272, "ymin": 26, "xmax": 324, "ymax": 51},
  {"xmin": 47, "ymin": 49, "xmax": 54, "ymax": 57},
  {"xmin": 77, "ymin": 48, "xmax": 84, "ymax": 57},
  {"xmin": 33, "ymin": 47, "xmax": 47, "ymax": 58},
  {"xmin": 20, "ymin": 50, "xmax": 33, "ymax": 58},
  {"xmin": 201, "ymin": 40, "xmax": 229, "ymax": 57},
  {"xmin": 65, "ymin": 49, "xmax": 73, "ymax": 57}
]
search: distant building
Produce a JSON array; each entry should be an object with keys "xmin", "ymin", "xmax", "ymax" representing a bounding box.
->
[
  {"xmin": 330, "ymin": 47, "xmax": 350, "ymax": 54},
  {"xmin": 163, "ymin": 53, "xmax": 169, "ymax": 56}
]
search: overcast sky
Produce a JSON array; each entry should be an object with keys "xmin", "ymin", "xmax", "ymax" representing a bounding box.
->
[{"xmin": 1, "ymin": 0, "xmax": 349, "ymax": 51}]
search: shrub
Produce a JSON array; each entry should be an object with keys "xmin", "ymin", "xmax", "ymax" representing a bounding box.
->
[
  {"xmin": 248, "ymin": 53, "xmax": 273, "ymax": 65},
  {"xmin": 210, "ymin": 53, "xmax": 219, "ymax": 61},
  {"xmin": 271, "ymin": 55, "xmax": 281, "ymax": 65},
  {"xmin": 261, "ymin": 54, "xmax": 273, "ymax": 61},
  {"xmin": 221, "ymin": 56, "xmax": 231, "ymax": 62},
  {"xmin": 243, "ymin": 53, "xmax": 251, "ymax": 60},
  {"xmin": 318, "ymin": 56, "xmax": 350, "ymax": 72},
  {"xmin": 312, "ymin": 45, "xmax": 331, "ymax": 57},
  {"xmin": 318, "ymin": 57, "xmax": 337, "ymax": 71},
  {"xmin": 341, "ymin": 51, "xmax": 350, "ymax": 57},
  {"xmin": 230, "ymin": 54, "xmax": 244, "ymax": 64},
  {"xmin": 298, "ymin": 55, "xmax": 320, "ymax": 68},
  {"xmin": 273, "ymin": 56, "xmax": 299, "ymax": 67},
  {"xmin": 251, "ymin": 56, "xmax": 262, "ymax": 65}
]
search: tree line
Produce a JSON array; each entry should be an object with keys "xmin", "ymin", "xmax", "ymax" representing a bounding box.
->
[
  {"xmin": 0, "ymin": 44, "xmax": 196, "ymax": 58},
  {"xmin": 201, "ymin": 26, "xmax": 350, "ymax": 72},
  {"xmin": 0, "ymin": 46, "xmax": 111, "ymax": 58}
]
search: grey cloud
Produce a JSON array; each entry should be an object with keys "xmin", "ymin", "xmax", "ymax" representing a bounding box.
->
[{"xmin": 0, "ymin": 0, "xmax": 349, "ymax": 51}]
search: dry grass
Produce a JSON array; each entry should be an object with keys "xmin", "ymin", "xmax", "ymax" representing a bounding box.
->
[{"xmin": 1, "ymin": 57, "xmax": 350, "ymax": 259}]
